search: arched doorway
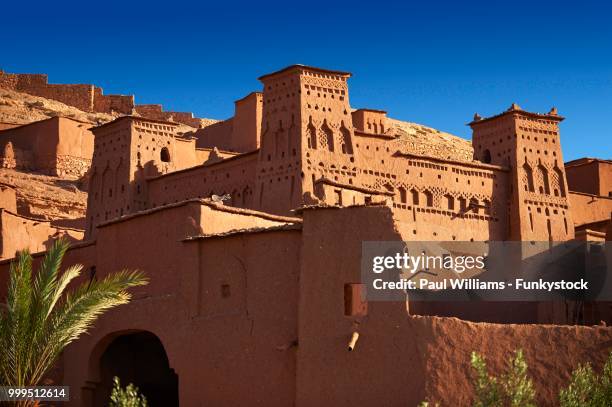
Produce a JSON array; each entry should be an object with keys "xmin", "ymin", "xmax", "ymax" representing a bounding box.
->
[{"xmin": 93, "ymin": 331, "xmax": 178, "ymax": 406}]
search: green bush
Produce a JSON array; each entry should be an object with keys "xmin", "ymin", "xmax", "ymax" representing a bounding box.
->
[
  {"xmin": 559, "ymin": 352, "xmax": 612, "ymax": 407},
  {"xmin": 109, "ymin": 376, "xmax": 148, "ymax": 407},
  {"xmin": 423, "ymin": 349, "xmax": 612, "ymax": 406},
  {"xmin": 470, "ymin": 349, "xmax": 535, "ymax": 407}
]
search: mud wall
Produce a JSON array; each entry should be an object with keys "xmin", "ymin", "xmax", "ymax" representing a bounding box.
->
[
  {"xmin": 0, "ymin": 117, "xmax": 93, "ymax": 176},
  {"xmin": 570, "ymin": 191, "xmax": 612, "ymax": 226},
  {"xmin": 134, "ymin": 104, "xmax": 203, "ymax": 128},
  {"xmin": 0, "ymin": 184, "xmax": 17, "ymax": 212},
  {"xmin": 0, "ymin": 209, "xmax": 83, "ymax": 259},
  {"xmin": 93, "ymin": 87, "xmax": 134, "ymax": 114},
  {"xmin": 295, "ymin": 205, "xmax": 612, "ymax": 407}
]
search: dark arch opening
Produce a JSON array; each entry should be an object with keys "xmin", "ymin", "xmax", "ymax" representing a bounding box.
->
[
  {"xmin": 160, "ymin": 147, "xmax": 171, "ymax": 162},
  {"xmin": 482, "ymin": 149, "xmax": 492, "ymax": 164},
  {"xmin": 93, "ymin": 332, "xmax": 178, "ymax": 407}
]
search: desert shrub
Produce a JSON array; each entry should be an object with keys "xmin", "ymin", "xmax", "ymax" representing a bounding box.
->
[
  {"xmin": 559, "ymin": 352, "xmax": 612, "ymax": 407},
  {"xmin": 470, "ymin": 349, "xmax": 535, "ymax": 407},
  {"xmin": 109, "ymin": 376, "xmax": 148, "ymax": 407}
]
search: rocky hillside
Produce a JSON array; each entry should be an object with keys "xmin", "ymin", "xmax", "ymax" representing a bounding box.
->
[
  {"xmin": 0, "ymin": 88, "xmax": 202, "ymax": 226},
  {"xmin": 0, "ymin": 87, "xmax": 116, "ymax": 126},
  {"xmin": 0, "ymin": 168, "xmax": 87, "ymax": 225},
  {"xmin": 389, "ymin": 117, "xmax": 474, "ymax": 163}
]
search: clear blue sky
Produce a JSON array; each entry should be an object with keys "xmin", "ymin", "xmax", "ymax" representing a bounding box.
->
[{"xmin": 2, "ymin": 0, "xmax": 610, "ymax": 161}]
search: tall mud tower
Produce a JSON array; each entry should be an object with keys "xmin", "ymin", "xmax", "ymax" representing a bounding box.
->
[
  {"xmin": 85, "ymin": 117, "xmax": 181, "ymax": 238},
  {"xmin": 470, "ymin": 104, "xmax": 574, "ymax": 241},
  {"xmin": 255, "ymin": 65, "xmax": 357, "ymax": 214}
]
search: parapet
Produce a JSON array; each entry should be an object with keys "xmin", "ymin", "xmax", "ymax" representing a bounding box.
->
[
  {"xmin": 469, "ymin": 103, "xmax": 564, "ymax": 127},
  {"xmin": 134, "ymin": 104, "xmax": 210, "ymax": 128},
  {"xmin": 0, "ymin": 70, "xmax": 135, "ymax": 114},
  {"xmin": 0, "ymin": 70, "xmax": 208, "ymax": 126},
  {"xmin": 258, "ymin": 64, "xmax": 352, "ymax": 82},
  {"xmin": 93, "ymin": 87, "xmax": 134, "ymax": 114},
  {"xmin": 194, "ymin": 92, "xmax": 262, "ymax": 153},
  {"xmin": 352, "ymin": 109, "xmax": 389, "ymax": 134}
]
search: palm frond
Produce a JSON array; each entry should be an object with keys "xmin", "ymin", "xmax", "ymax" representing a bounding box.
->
[{"xmin": 0, "ymin": 240, "xmax": 148, "ymax": 392}]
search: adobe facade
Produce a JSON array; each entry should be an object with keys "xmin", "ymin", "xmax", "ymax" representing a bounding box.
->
[
  {"xmin": 0, "ymin": 64, "xmax": 611, "ymax": 405},
  {"xmin": 1, "ymin": 201, "xmax": 609, "ymax": 406},
  {"xmin": 85, "ymin": 65, "xmax": 580, "ymax": 245},
  {"xmin": 0, "ymin": 116, "xmax": 94, "ymax": 177}
]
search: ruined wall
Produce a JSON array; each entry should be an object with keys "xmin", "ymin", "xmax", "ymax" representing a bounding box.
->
[
  {"xmin": 0, "ymin": 209, "xmax": 83, "ymax": 259},
  {"xmin": 31, "ymin": 84, "xmax": 94, "ymax": 112},
  {"xmin": 0, "ymin": 118, "xmax": 57, "ymax": 172},
  {"xmin": 0, "ymin": 70, "xmax": 136, "ymax": 115},
  {"xmin": 0, "ymin": 117, "xmax": 93, "ymax": 176},
  {"xmin": 0, "ymin": 71, "xmax": 95, "ymax": 111},
  {"xmin": 0, "ymin": 184, "xmax": 17, "ymax": 212},
  {"xmin": 93, "ymin": 87, "xmax": 134, "ymax": 114},
  {"xmin": 134, "ymin": 104, "xmax": 204, "ymax": 128},
  {"xmin": 56, "ymin": 117, "xmax": 94, "ymax": 176},
  {"xmin": 0, "ymin": 141, "xmax": 31, "ymax": 170}
]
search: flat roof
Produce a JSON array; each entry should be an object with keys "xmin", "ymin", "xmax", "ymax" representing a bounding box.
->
[
  {"xmin": 97, "ymin": 198, "xmax": 302, "ymax": 229},
  {"xmin": 0, "ymin": 115, "xmax": 92, "ymax": 134},
  {"xmin": 89, "ymin": 115, "xmax": 181, "ymax": 131},
  {"xmin": 183, "ymin": 223, "xmax": 302, "ymax": 241},
  {"xmin": 258, "ymin": 64, "xmax": 352, "ymax": 81},
  {"xmin": 234, "ymin": 91, "xmax": 263, "ymax": 104},
  {"xmin": 393, "ymin": 151, "xmax": 509, "ymax": 172},
  {"xmin": 565, "ymin": 157, "xmax": 612, "ymax": 167},
  {"xmin": 354, "ymin": 129, "xmax": 396, "ymax": 140},
  {"xmin": 468, "ymin": 105, "xmax": 564, "ymax": 126},
  {"xmin": 315, "ymin": 177, "xmax": 395, "ymax": 196},
  {"xmin": 294, "ymin": 201, "xmax": 388, "ymax": 214},
  {"xmin": 146, "ymin": 149, "xmax": 259, "ymax": 181},
  {"xmin": 353, "ymin": 108, "xmax": 388, "ymax": 114}
]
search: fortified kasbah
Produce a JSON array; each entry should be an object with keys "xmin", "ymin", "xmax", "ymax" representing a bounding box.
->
[{"xmin": 1, "ymin": 65, "xmax": 611, "ymax": 406}]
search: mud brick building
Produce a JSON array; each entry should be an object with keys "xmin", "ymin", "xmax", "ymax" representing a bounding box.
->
[{"xmin": 1, "ymin": 65, "xmax": 611, "ymax": 406}]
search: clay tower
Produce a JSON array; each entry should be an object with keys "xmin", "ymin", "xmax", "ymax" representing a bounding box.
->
[
  {"xmin": 470, "ymin": 104, "xmax": 573, "ymax": 241},
  {"xmin": 85, "ymin": 117, "xmax": 181, "ymax": 238},
  {"xmin": 254, "ymin": 65, "xmax": 357, "ymax": 214}
]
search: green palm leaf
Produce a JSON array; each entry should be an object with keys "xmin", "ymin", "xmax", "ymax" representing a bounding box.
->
[{"xmin": 0, "ymin": 238, "xmax": 148, "ymax": 405}]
